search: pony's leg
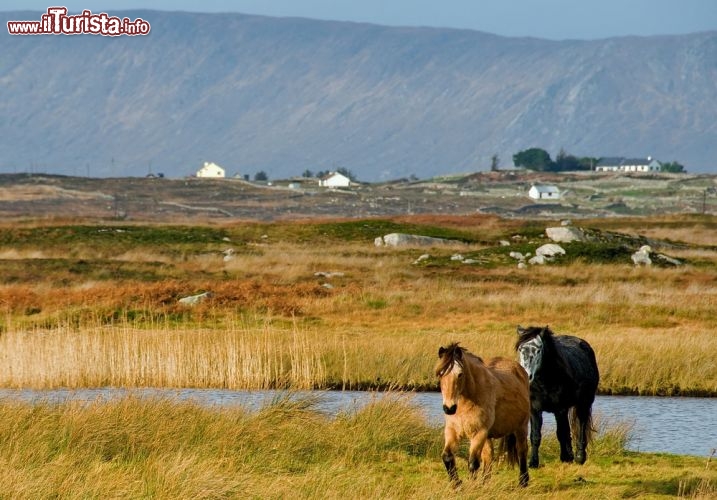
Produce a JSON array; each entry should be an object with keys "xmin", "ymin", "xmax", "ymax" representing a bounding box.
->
[
  {"xmin": 529, "ymin": 409, "xmax": 543, "ymax": 468},
  {"xmin": 516, "ymin": 430, "xmax": 530, "ymax": 487},
  {"xmin": 479, "ymin": 438, "xmax": 494, "ymax": 482},
  {"xmin": 468, "ymin": 430, "xmax": 489, "ymax": 480},
  {"xmin": 574, "ymin": 404, "xmax": 592, "ymax": 464},
  {"xmin": 442, "ymin": 426, "xmax": 461, "ymax": 485},
  {"xmin": 555, "ymin": 409, "xmax": 575, "ymax": 463}
]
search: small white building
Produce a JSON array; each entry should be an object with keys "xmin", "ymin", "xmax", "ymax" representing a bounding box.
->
[
  {"xmin": 196, "ymin": 162, "xmax": 225, "ymax": 178},
  {"xmin": 595, "ymin": 156, "xmax": 661, "ymax": 173},
  {"xmin": 528, "ymin": 184, "xmax": 561, "ymax": 200},
  {"xmin": 318, "ymin": 171, "xmax": 351, "ymax": 188}
]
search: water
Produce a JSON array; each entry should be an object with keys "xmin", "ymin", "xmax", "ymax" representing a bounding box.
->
[{"xmin": 1, "ymin": 388, "xmax": 715, "ymax": 457}]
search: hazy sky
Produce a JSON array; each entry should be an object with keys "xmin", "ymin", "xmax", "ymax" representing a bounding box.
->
[{"xmin": 3, "ymin": 0, "xmax": 716, "ymax": 40}]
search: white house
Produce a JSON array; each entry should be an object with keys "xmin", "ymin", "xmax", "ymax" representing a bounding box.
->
[
  {"xmin": 318, "ymin": 171, "xmax": 351, "ymax": 188},
  {"xmin": 196, "ymin": 162, "xmax": 225, "ymax": 178},
  {"xmin": 528, "ymin": 184, "xmax": 561, "ymax": 200},
  {"xmin": 595, "ymin": 156, "xmax": 661, "ymax": 173}
]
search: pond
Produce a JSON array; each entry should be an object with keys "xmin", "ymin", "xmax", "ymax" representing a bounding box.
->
[{"xmin": 1, "ymin": 388, "xmax": 715, "ymax": 457}]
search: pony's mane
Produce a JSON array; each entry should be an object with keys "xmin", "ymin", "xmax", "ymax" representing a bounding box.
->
[
  {"xmin": 515, "ymin": 325, "xmax": 555, "ymax": 351},
  {"xmin": 435, "ymin": 342, "xmax": 463, "ymax": 377},
  {"xmin": 436, "ymin": 342, "xmax": 483, "ymax": 377}
]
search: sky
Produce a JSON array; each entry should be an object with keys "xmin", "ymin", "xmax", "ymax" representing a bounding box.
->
[{"xmin": 3, "ymin": 0, "xmax": 716, "ymax": 40}]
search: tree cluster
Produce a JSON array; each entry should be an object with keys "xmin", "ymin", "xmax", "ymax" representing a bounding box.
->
[
  {"xmin": 512, "ymin": 148, "xmax": 597, "ymax": 172},
  {"xmin": 512, "ymin": 148, "xmax": 685, "ymax": 173}
]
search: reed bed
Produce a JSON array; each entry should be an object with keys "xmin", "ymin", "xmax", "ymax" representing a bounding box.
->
[{"xmin": 0, "ymin": 318, "xmax": 326, "ymax": 390}]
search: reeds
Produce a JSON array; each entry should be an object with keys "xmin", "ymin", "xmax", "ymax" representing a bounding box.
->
[{"xmin": 0, "ymin": 316, "xmax": 326, "ymax": 390}]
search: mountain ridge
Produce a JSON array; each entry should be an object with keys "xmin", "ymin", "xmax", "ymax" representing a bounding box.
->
[{"xmin": 2, "ymin": 10, "xmax": 715, "ymax": 180}]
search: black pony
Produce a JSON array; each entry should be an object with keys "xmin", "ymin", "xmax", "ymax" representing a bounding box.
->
[{"xmin": 515, "ymin": 326, "xmax": 599, "ymax": 468}]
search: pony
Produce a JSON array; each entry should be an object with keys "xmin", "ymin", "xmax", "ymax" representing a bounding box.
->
[
  {"xmin": 435, "ymin": 343, "xmax": 530, "ymax": 487},
  {"xmin": 515, "ymin": 325, "xmax": 600, "ymax": 468}
]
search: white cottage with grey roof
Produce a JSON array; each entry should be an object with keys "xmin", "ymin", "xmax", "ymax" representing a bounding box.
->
[
  {"xmin": 595, "ymin": 156, "xmax": 660, "ymax": 173},
  {"xmin": 528, "ymin": 184, "xmax": 561, "ymax": 200}
]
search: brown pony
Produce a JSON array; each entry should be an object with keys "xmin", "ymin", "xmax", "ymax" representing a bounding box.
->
[{"xmin": 435, "ymin": 343, "xmax": 530, "ymax": 487}]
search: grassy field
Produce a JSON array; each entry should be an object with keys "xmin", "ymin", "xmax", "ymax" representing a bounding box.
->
[
  {"xmin": 0, "ymin": 396, "xmax": 713, "ymax": 499},
  {"xmin": 1, "ymin": 214, "xmax": 716, "ymax": 498},
  {"xmin": 0, "ymin": 214, "xmax": 716, "ymax": 395}
]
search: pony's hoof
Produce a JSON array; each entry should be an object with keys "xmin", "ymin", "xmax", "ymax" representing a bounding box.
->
[
  {"xmin": 575, "ymin": 453, "xmax": 586, "ymax": 464},
  {"xmin": 450, "ymin": 479, "xmax": 463, "ymax": 490},
  {"xmin": 528, "ymin": 460, "xmax": 539, "ymax": 469}
]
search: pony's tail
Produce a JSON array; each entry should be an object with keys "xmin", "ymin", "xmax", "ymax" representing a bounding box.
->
[
  {"xmin": 570, "ymin": 407, "xmax": 596, "ymax": 444},
  {"xmin": 499, "ymin": 433, "xmax": 519, "ymax": 468}
]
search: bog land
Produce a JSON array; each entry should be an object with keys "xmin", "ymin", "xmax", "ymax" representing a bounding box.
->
[{"xmin": 0, "ymin": 172, "xmax": 715, "ymax": 498}]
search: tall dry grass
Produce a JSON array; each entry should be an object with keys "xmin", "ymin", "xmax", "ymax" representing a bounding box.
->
[
  {"xmin": 0, "ymin": 317, "xmax": 325, "ymax": 390},
  {"xmin": 0, "ymin": 396, "xmax": 712, "ymax": 499}
]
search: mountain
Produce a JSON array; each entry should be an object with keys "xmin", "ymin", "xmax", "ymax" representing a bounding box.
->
[{"xmin": 1, "ymin": 10, "xmax": 716, "ymax": 181}]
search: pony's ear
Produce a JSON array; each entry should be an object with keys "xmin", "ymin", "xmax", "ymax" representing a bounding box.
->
[
  {"xmin": 438, "ymin": 346, "xmax": 446, "ymax": 358},
  {"xmin": 517, "ymin": 325, "xmax": 525, "ymax": 334}
]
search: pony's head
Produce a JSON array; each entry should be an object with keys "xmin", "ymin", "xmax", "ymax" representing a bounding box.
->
[
  {"xmin": 516, "ymin": 326, "xmax": 550, "ymax": 383},
  {"xmin": 436, "ymin": 343, "xmax": 467, "ymax": 415}
]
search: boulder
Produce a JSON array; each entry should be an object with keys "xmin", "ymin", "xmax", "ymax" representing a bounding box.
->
[
  {"xmin": 529, "ymin": 255, "xmax": 547, "ymax": 265},
  {"xmin": 631, "ymin": 245, "xmax": 652, "ymax": 265},
  {"xmin": 546, "ymin": 226, "xmax": 586, "ymax": 243},
  {"xmin": 178, "ymin": 291, "xmax": 212, "ymax": 306},
  {"xmin": 535, "ymin": 243, "xmax": 566, "ymax": 258},
  {"xmin": 377, "ymin": 233, "xmax": 455, "ymax": 247}
]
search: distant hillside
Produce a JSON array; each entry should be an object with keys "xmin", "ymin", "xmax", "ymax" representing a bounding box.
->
[{"xmin": 1, "ymin": 10, "xmax": 716, "ymax": 180}]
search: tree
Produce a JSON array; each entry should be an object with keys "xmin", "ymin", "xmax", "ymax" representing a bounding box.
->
[
  {"xmin": 254, "ymin": 171, "xmax": 268, "ymax": 181},
  {"xmin": 661, "ymin": 161, "xmax": 686, "ymax": 173},
  {"xmin": 578, "ymin": 157, "xmax": 599, "ymax": 171},
  {"xmin": 490, "ymin": 154, "xmax": 500, "ymax": 171},
  {"xmin": 336, "ymin": 167, "xmax": 357, "ymax": 181},
  {"xmin": 513, "ymin": 148, "xmax": 553, "ymax": 171},
  {"xmin": 554, "ymin": 148, "xmax": 580, "ymax": 171},
  {"xmin": 302, "ymin": 169, "xmax": 314, "ymax": 178}
]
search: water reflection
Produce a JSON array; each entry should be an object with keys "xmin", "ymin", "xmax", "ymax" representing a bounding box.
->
[{"xmin": 1, "ymin": 388, "xmax": 715, "ymax": 457}]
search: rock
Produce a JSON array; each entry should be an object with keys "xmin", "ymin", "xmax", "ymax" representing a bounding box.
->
[
  {"xmin": 374, "ymin": 236, "xmax": 384, "ymax": 246},
  {"xmin": 561, "ymin": 219, "xmax": 572, "ymax": 226},
  {"xmin": 546, "ymin": 226, "xmax": 586, "ymax": 243},
  {"xmin": 655, "ymin": 254, "xmax": 682, "ymax": 266},
  {"xmin": 178, "ymin": 292, "xmax": 212, "ymax": 306},
  {"xmin": 223, "ymin": 248, "xmax": 235, "ymax": 262},
  {"xmin": 509, "ymin": 251, "xmax": 525, "ymax": 261},
  {"xmin": 631, "ymin": 245, "xmax": 652, "ymax": 265},
  {"xmin": 517, "ymin": 262, "xmax": 527, "ymax": 269},
  {"xmin": 499, "ymin": 240, "xmax": 511, "ymax": 246},
  {"xmin": 314, "ymin": 271, "xmax": 345, "ymax": 278},
  {"xmin": 451, "ymin": 254, "xmax": 464, "ymax": 261},
  {"xmin": 535, "ymin": 244, "xmax": 566, "ymax": 258},
  {"xmin": 378, "ymin": 233, "xmax": 456, "ymax": 247},
  {"xmin": 463, "ymin": 259, "xmax": 479, "ymax": 264},
  {"xmin": 529, "ymin": 255, "xmax": 546, "ymax": 265},
  {"xmin": 413, "ymin": 254, "xmax": 430, "ymax": 264}
]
